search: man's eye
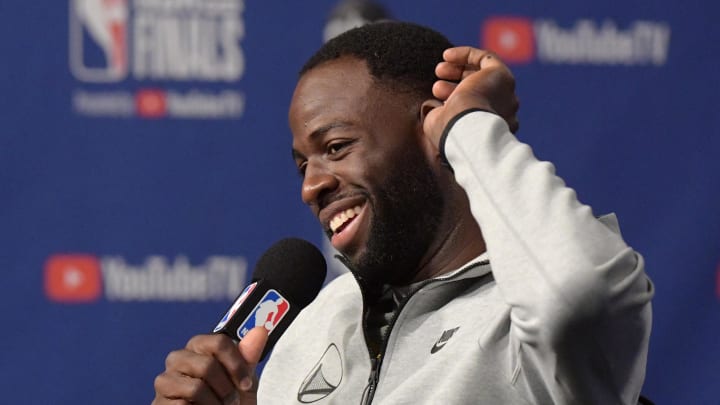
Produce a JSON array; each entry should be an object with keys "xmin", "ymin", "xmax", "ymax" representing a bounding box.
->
[
  {"xmin": 327, "ymin": 141, "xmax": 351, "ymax": 155},
  {"xmin": 297, "ymin": 162, "xmax": 307, "ymax": 177}
]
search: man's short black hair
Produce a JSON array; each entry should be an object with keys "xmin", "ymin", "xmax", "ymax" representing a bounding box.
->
[{"xmin": 300, "ymin": 21, "xmax": 454, "ymax": 100}]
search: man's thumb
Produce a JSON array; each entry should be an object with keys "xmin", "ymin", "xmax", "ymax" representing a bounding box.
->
[{"xmin": 239, "ymin": 326, "xmax": 269, "ymax": 365}]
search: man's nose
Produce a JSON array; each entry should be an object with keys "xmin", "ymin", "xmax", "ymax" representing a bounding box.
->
[{"xmin": 301, "ymin": 159, "xmax": 338, "ymax": 206}]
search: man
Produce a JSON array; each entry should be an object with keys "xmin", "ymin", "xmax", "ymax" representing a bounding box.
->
[{"xmin": 153, "ymin": 22, "xmax": 653, "ymax": 404}]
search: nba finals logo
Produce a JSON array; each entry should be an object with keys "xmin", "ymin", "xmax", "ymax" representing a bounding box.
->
[
  {"xmin": 69, "ymin": 0, "xmax": 129, "ymax": 82},
  {"xmin": 67, "ymin": 0, "xmax": 247, "ymax": 119}
]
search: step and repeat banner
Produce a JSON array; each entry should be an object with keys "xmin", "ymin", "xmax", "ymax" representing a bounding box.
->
[{"xmin": 1, "ymin": 0, "xmax": 718, "ymax": 403}]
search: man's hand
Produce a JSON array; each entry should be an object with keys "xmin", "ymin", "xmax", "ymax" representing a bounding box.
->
[
  {"xmin": 423, "ymin": 47, "xmax": 520, "ymax": 148},
  {"xmin": 152, "ymin": 327, "xmax": 268, "ymax": 405}
]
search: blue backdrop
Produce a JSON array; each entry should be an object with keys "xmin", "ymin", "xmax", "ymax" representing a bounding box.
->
[{"xmin": 1, "ymin": 1, "xmax": 718, "ymax": 403}]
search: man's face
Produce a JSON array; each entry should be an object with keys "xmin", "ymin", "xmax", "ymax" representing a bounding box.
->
[{"xmin": 289, "ymin": 57, "xmax": 445, "ymax": 285}]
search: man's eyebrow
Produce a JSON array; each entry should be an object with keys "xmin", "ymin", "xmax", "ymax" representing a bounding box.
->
[{"xmin": 308, "ymin": 121, "xmax": 352, "ymax": 140}]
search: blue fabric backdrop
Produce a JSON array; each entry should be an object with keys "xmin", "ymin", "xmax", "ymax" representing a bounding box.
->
[{"xmin": 1, "ymin": 1, "xmax": 718, "ymax": 403}]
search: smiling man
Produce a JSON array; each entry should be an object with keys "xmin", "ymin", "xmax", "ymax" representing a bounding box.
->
[
  {"xmin": 153, "ymin": 22, "xmax": 653, "ymax": 405},
  {"xmin": 291, "ymin": 60, "xmax": 451, "ymax": 287}
]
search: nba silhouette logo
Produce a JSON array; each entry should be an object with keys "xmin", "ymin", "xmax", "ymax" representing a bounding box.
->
[
  {"xmin": 236, "ymin": 290, "xmax": 290, "ymax": 339},
  {"xmin": 69, "ymin": 0, "xmax": 129, "ymax": 82},
  {"xmin": 213, "ymin": 282, "xmax": 257, "ymax": 332}
]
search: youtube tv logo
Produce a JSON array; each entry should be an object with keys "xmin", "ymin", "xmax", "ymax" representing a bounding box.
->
[
  {"xmin": 482, "ymin": 16, "xmax": 670, "ymax": 66},
  {"xmin": 44, "ymin": 254, "xmax": 102, "ymax": 303},
  {"xmin": 482, "ymin": 17, "xmax": 535, "ymax": 64},
  {"xmin": 43, "ymin": 253, "xmax": 246, "ymax": 303}
]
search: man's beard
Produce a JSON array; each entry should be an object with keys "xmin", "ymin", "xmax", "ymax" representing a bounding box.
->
[{"xmin": 345, "ymin": 148, "xmax": 445, "ymax": 286}]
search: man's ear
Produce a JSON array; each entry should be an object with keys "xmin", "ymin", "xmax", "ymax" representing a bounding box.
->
[
  {"xmin": 417, "ymin": 98, "xmax": 446, "ymax": 166},
  {"xmin": 419, "ymin": 99, "xmax": 443, "ymax": 124}
]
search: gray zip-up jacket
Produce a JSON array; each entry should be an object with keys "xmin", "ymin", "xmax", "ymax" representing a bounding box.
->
[{"xmin": 258, "ymin": 111, "xmax": 654, "ymax": 404}]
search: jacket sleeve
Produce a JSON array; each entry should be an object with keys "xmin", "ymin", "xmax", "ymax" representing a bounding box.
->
[{"xmin": 442, "ymin": 110, "xmax": 654, "ymax": 405}]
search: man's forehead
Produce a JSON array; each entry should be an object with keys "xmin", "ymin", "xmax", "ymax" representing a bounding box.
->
[
  {"xmin": 296, "ymin": 57, "xmax": 370, "ymax": 91},
  {"xmin": 290, "ymin": 59, "xmax": 373, "ymax": 119}
]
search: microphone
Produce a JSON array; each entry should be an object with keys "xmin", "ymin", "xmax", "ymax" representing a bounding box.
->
[{"xmin": 212, "ymin": 238, "xmax": 327, "ymax": 360}]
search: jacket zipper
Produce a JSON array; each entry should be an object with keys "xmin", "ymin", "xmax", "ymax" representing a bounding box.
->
[
  {"xmin": 364, "ymin": 354, "xmax": 381, "ymax": 404},
  {"xmin": 357, "ymin": 260, "xmax": 488, "ymax": 405}
]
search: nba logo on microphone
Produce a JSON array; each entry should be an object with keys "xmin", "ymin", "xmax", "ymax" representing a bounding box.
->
[
  {"xmin": 69, "ymin": 0, "xmax": 129, "ymax": 82},
  {"xmin": 236, "ymin": 290, "xmax": 290, "ymax": 339},
  {"xmin": 213, "ymin": 282, "xmax": 258, "ymax": 333}
]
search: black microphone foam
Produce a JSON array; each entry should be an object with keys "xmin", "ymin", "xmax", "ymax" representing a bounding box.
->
[
  {"xmin": 252, "ymin": 237, "xmax": 327, "ymax": 308},
  {"xmin": 212, "ymin": 238, "xmax": 327, "ymax": 360}
]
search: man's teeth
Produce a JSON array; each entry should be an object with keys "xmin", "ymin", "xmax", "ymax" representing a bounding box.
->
[{"xmin": 329, "ymin": 206, "xmax": 362, "ymax": 233}]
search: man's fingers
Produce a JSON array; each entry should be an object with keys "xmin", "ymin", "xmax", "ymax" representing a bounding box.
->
[
  {"xmin": 441, "ymin": 47, "xmax": 503, "ymax": 77},
  {"xmin": 435, "ymin": 61, "xmax": 483, "ymax": 82},
  {"xmin": 164, "ymin": 349, "xmax": 236, "ymax": 400},
  {"xmin": 154, "ymin": 333, "xmax": 263, "ymax": 404},
  {"xmin": 443, "ymin": 46, "xmax": 493, "ymax": 67},
  {"xmin": 154, "ymin": 371, "xmax": 223, "ymax": 405},
  {"xmin": 432, "ymin": 80, "xmax": 457, "ymax": 101},
  {"xmin": 186, "ymin": 334, "xmax": 256, "ymax": 393},
  {"xmin": 429, "ymin": 47, "xmax": 520, "ymax": 139},
  {"xmin": 477, "ymin": 53, "xmax": 506, "ymax": 70},
  {"xmin": 436, "ymin": 48, "xmax": 510, "ymax": 85},
  {"xmin": 435, "ymin": 61, "xmax": 463, "ymax": 81}
]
